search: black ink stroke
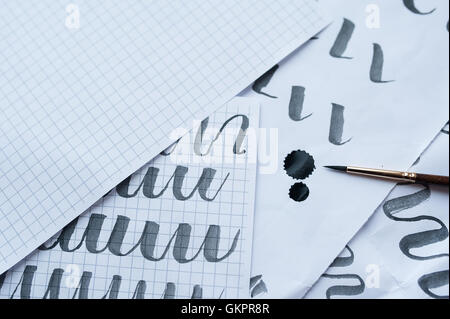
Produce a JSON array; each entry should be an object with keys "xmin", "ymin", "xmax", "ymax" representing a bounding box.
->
[
  {"xmin": 249, "ymin": 275, "xmax": 268, "ymax": 298},
  {"xmin": 403, "ymin": 0, "xmax": 436, "ymax": 15},
  {"xmin": 252, "ymin": 65, "xmax": 279, "ymax": 98},
  {"xmin": 116, "ymin": 166, "xmax": 229, "ymax": 202},
  {"xmin": 329, "ymin": 103, "xmax": 352, "ymax": 146},
  {"xmin": 194, "ymin": 114, "xmax": 249, "ymax": 156},
  {"xmin": 418, "ymin": 271, "xmax": 449, "ymax": 299},
  {"xmin": 330, "ymin": 18, "xmax": 355, "ymax": 59},
  {"xmin": 288, "ymin": 86, "xmax": 312, "ymax": 121},
  {"xmin": 370, "ymin": 43, "xmax": 394, "ymax": 83},
  {"xmin": 8, "ymin": 266, "xmax": 206, "ymax": 299},
  {"xmin": 383, "ymin": 185, "xmax": 449, "ymax": 299},
  {"xmin": 321, "ymin": 246, "xmax": 365, "ymax": 299},
  {"xmin": 39, "ymin": 214, "xmax": 240, "ymax": 264}
]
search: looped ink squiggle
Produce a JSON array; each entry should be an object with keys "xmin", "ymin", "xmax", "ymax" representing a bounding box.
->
[
  {"xmin": 321, "ymin": 246, "xmax": 365, "ymax": 299},
  {"xmin": 383, "ymin": 185, "xmax": 449, "ymax": 299}
]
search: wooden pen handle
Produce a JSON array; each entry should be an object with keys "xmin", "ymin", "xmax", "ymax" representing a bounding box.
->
[{"xmin": 415, "ymin": 173, "xmax": 449, "ymax": 186}]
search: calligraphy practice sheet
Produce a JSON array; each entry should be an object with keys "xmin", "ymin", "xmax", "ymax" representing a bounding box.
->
[
  {"xmin": 0, "ymin": 98, "xmax": 259, "ymax": 299},
  {"xmin": 307, "ymin": 125, "xmax": 449, "ymax": 299},
  {"xmin": 243, "ymin": 0, "xmax": 449, "ymax": 298},
  {"xmin": 0, "ymin": 0, "xmax": 328, "ymax": 274}
]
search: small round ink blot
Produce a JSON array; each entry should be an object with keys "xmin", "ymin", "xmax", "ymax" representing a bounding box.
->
[
  {"xmin": 289, "ymin": 183, "xmax": 310, "ymax": 202},
  {"xmin": 283, "ymin": 150, "xmax": 315, "ymax": 180}
]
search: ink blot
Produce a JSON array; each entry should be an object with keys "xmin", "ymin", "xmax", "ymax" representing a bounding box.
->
[
  {"xmin": 284, "ymin": 150, "xmax": 315, "ymax": 180},
  {"xmin": 289, "ymin": 183, "xmax": 310, "ymax": 202},
  {"xmin": 283, "ymin": 150, "xmax": 316, "ymax": 203}
]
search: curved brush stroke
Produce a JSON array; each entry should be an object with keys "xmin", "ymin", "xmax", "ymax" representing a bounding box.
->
[
  {"xmin": 403, "ymin": 0, "xmax": 436, "ymax": 15},
  {"xmin": 250, "ymin": 275, "xmax": 262, "ymax": 289},
  {"xmin": 329, "ymin": 103, "xmax": 352, "ymax": 146},
  {"xmin": 418, "ymin": 270, "xmax": 449, "ymax": 299},
  {"xmin": 191, "ymin": 285, "xmax": 203, "ymax": 299},
  {"xmin": 160, "ymin": 140, "xmax": 180, "ymax": 156},
  {"xmin": 322, "ymin": 246, "xmax": 365, "ymax": 299},
  {"xmin": 252, "ymin": 65, "xmax": 279, "ymax": 98},
  {"xmin": 330, "ymin": 18, "xmax": 355, "ymax": 59},
  {"xmin": 284, "ymin": 150, "xmax": 315, "ymax": 180},
  {"xmin": 383, "ymin": 185, "xmax": 449, "ymax": 298},
  {"xmin": 399, "ymin": 216, "xmax": 448, "ymax": 261},
  {"xmin": 329, "ymin": 246, "xmax": 354, "ymax": 268},
  {"xmin": 194, "ymin": 114, "xmax": 249, "ymax": 156},
  {"xmin": 370, "ymin": 43, "xmax": 394, "ymax": 83},
  {"xmin": 289, "ymin": 182, "xmax": 310, "ymax": 202},
  {"xmin": 249, "ymin": 275, "xmax": 268, "ymax": 298},
  {"xmin": 250, "ymin": 280, "xmax": 268, "ymax": 298},
  {"xmin": 288, "ymin": 86, "xmax": 312, "ymax": 121},
  {"xmin": 322, "ymin": 274, "xmax": 365, "ymax": 299}
]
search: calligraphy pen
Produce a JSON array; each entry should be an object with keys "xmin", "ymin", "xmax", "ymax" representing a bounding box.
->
[{"xmin": 324, "ymin": 166, "xmax": 449, "ymax": 186}]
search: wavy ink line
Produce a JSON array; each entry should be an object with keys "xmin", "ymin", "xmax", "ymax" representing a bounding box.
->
[
  {"xmin": 288, "ymin": 86, "xmax": 312, "ymax": 121},
  {"xmin": 252, "ymin": 65, "xmax": 279, "ymax": 98},
  {"xmin": 330, "ymin": 18, "xmax": 355, "ymax": 59},
  {"xmin": 322, "ymin": 246, "xmax": 365, "ymax": 299},
  {"xmin": 383, "ymin": 185, "xmax": 449, "ymax": 299},
  {"xmin": 329, "ymin": 103, "xmax": 352, "ymax": 146},
  {"xmin": 370, "ymin": 43, "xmax": 394, "ymax": 83},
  {"xmin": 39, "ymin": 214, "xmax": 240, "ymax": 264},
  {"xmin": 418, "ymin": 271, "xmax": 449, "ymax": 299},
  {"xmin": 403, "ymin": 0, "xmax": 436, "ymax": 15}
]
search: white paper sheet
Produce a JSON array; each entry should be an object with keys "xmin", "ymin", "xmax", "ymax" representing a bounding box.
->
[
  {"xmin": 0, "ymin": 0, "xmax": 329, "ymax": 274},
  {"xmin": 306, "ymin": 125, "xmax": 449, "ymax": 299},
  {"xmin": 242, "ymin": 0, "xmax": 449, "ymax": 298},
  {"xmin": 0, "ymin": 98, "xmax": 259, "ymax": 299}
]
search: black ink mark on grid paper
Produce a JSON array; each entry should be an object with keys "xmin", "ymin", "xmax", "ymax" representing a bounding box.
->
[
  {"xmin": 330, "ymin": 18, "xmax": 355, "ymax": 59},
  {"xmin": 321, "ymin": 246, "xmax": 365, "ymax": 299},
  {"xmin": 160, "ymin": 114, "xmax": 249, "ymax": 157},
  {"xmin": 162, "ymin": 283, "xmax": 203, "ymax": 299},
  {"xmin": 403, "ymin": 0, "xmax": 436, "ymax": 15},
  {"xmin": 284, "ymin": 150, "xmax": 316, "ymax": 202},
  {"xmin": 116, "ymin": 166, "xmax": 229, "ymax": 202},
  {"xmin": 383, "ymin": 185, "xmax": 449, "ymax": 299},
  {"xmin": 194, "ymin": 114, "xmax": 249, "ymax": 156},
  {"xmin": 329, "ymin": 103, "xmax": 352, "ymax": 146},
  {"xmin": 289, "ymin": 86, "xmax": 312, "ymax": 121},
  {"xmin": 370, "ymin": 43, "xmax": 394, "ymax": 83},
  {"xmin": 39, "ymin": 214, "xmax": 240, "ymax": 264},
  {"xmin": 252, "ymin": 65, "xmax": 279, "ymax": 98},
  {"xmin": 250, "ymin": 275, "xmax": 268, "ymax": 297},
  {"xmin": 5, "ymin": 265, "xmax": 206, "ymax": 299}
]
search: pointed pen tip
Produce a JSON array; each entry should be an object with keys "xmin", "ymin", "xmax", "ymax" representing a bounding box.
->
[{"xmin": 324, "ymin": 165, "xmax": 348, "ymax": 172}]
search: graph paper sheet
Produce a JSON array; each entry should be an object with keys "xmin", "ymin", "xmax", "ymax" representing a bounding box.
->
[
  {"xmin": 0, "ymin": 98, "xmax": 259, "ymax": 299},
  {"xmin": 0, "ymin": 0, "xmax": 328, "ymax": 273}
]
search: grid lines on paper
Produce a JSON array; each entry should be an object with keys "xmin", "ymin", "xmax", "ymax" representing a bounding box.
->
[
  {"xmin": 0, "ymin": 0, "xmax": 325, "ymax": 273},
  {"xmin": 0, "ymin": 99, "xmax": 259, "ymax": 299}
]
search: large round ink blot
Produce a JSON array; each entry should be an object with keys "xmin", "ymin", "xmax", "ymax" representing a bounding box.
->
[
  {"xmin": 289, "ymin": 182, "xmax": 310, "ymax": 202},
  {"xmin": 284, "ymin": 150, "xmax": 315, "ymax": 180}
]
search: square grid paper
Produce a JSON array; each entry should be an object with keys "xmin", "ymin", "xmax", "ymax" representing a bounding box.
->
[
  {"xmin": 0, "ymin": 98, "xmax": 260, "ymax": 299},
  {"xmin": 0, "ymin": 0, "xmax": 327, "ymax": 274}
]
